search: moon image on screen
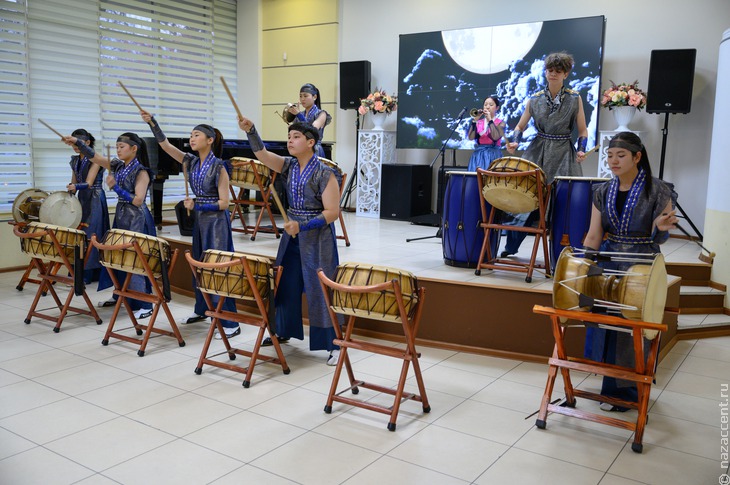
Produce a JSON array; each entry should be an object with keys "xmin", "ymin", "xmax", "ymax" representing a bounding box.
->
[{"xmin": 442, "ymin": 23, "xmax": 543, "ymax": 74}]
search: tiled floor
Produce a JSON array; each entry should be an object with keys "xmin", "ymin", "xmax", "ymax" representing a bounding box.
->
[{"xmin": 0, "ymin": 212, "xmax": 727, "ymax": 484}]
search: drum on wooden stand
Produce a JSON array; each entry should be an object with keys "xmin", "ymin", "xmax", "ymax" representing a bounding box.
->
[
  {"xmin": 230, "ymin": 157, "xmax": 272, "ymax": 190},
  {"xmin": 442, "ymin": 171, "xmax": 499, "ymax": 268},
  {"xmin": 98, "ymin": 229, "xmax": 171, "ymax": 277},
  {"xmin": 39, "ymin": 191, "xmax": 83, "ymax": 228},
  {"xmin": 12, "ymin": 188, "xmax": 49, "ymax": 224},
  {"xmin": 481, "ymin": 157, "xmax": 547, "ymax": 214},
  {"xmin": 549, "ymin": 177, "xmax": 609, "ymax": 269},
  {"xmin": 195, "ymin": 249, "xmax": 273, "ymax": 301}
]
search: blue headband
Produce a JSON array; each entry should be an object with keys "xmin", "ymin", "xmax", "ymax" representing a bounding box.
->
[
  {"xmin": 117, "ymin": 135, "xmax": 141, "ymax": 148},
  {"xmin": 193, "ymin": 124, "xmax": 216, "ymax": 139},
  {"xmin": 300, "ymin": 84, "xmax": 317, "ymax": 95}
]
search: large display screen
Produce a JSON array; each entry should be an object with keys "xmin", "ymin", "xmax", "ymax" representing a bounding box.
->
[{"xmin": 396, "ymin": 16, "xmax": 605, "ymax": 150}]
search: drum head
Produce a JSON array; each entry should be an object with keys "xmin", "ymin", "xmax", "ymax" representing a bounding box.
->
[
  {"xmin": 39, "ymin": 191, "xmax": 82, "ymax": 228},
  {"xmin": 552, "ymin": 247, "xmax": 593, "ymax": 311},
  {"xmin": 12, "ymin": 188, "xmax": 49, "ymax": 223},
  {"xmin": 483, "ymin": 189, "xmax": 538, "ymax": 213}
]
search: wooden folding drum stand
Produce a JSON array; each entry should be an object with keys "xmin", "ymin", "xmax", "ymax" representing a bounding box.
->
[
  {"xmin": 229, "ymin": 158, "xmax": 280, "ymax": 240},
  {"xmin": 186, "ymin": 250, "xmax": 289, "ymax": 388},
  {"xmin": 92, "ymin": 231, "xmax": 183, "ymax": 356},
  {"xmin": 14, "ymin": 222, "xmax": 102, "ymax": 332},
  {"xmin": 318, "ymin": 264, "xmax": 430, "ymax": 431},
  {"xmin": 319, "ymin": 157, "xmax": 351, "ymax": 247},
  {"xmin": 475, "ymin": 167, "xmax": 551, "ymax": 282},
  {"xmin": 532, "ymin": 305, "xmax": 667, "ymax": 453}
]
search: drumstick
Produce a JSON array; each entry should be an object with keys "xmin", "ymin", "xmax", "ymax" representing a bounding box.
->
[
  {"xmin": 118, "ymin": 81, "xmax": 144, "ymax": 112},
  {"xmin": 268, "ymin": 182, "xmax": 295, "ymax": 238},
  {"xmin": 182, "ymin": 161, "xmax": 191, "ymax": 216},
  {"xmin": 220, "ymin": 76, "xmax": 243, "ymax": 120},
  {"xmin": 584, "ymin": 145, "xmax": 599, "ymax": 154},
  {"xmin": 38, "ymin": 119, "xmax": 64, "ymax": 139}
]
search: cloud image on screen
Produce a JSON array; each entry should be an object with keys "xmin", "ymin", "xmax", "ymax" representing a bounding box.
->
[{"xmin": 396, "ymin": 16, "xmax": 605, "ymax": 151}]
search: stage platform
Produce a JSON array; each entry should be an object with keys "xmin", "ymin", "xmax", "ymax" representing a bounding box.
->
[{"xmin": 158, "ymin": 209, "xmax": 691, "ymax": 362}]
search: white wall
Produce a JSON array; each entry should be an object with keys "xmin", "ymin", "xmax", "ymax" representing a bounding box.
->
[{"xmin": 336, "ymin": 0, "xmax": 730, "ymax": 234}]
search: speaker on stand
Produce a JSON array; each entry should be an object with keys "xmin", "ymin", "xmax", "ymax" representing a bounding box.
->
[
  {"xmin": 646, "ymin": 48, "xmax": 703, "ymax": 239},
  {"xmin": 339, "ymin": 61, "xmax": 371, "ymax": 211}
]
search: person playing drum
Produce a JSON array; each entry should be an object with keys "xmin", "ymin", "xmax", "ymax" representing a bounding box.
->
[
  {"xmin": 237, "ymin": 116, "xmax": 342, "ymax": 366},
  {"xmin": 141, "ymin": 110, "xmax": 240, "ymax": 339},
  {"xmin": 502, "ymin": 51, "xmax": 589, "ymax": 257},
  {"xmin": 63, "ymin": 132, "xmax": 156, "ymax": 319},
  {"xmin": 64, "ymin": 128, "xmax": 110, "ymax": 284},
  {"xmin": 467, "ymin": 95, "xmax": 507, "ymax": 171},
  {"xmin": 285, "ymin": 83, "xmax": 332, "ymax": 158},
  {"xmin": 583, "ymin": 131, "xmax": 677, "ymax": 411}
]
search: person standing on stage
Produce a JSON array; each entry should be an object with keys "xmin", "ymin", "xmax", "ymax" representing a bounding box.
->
[
  {"xmin": 583, "ymin": 131, "xmax": 677, "ymax": 411},
  {"xmin": 502, "ymin": 51, "xmax": 589, "ymax": 257},
  {"xmin": 237, "ymin": 116, "xmax": 342, "ymax": 365},
  {"xmin": 63, "ymin": 132, "xmax": 155, "ymax": 319},
  {"xmin": 141, "ymin": 110, "xmax": 240, "ymax": 339},
  {"xmin": 467, "ymin": 95, "xmax": 506, "ymax": 172},
  {"xmin": 285, "ymin": 83, "xmax": 331, "ymax": 158},
  {"xmin": 64, "ymin": 129, "xmax": 110, "ymax": 284}
]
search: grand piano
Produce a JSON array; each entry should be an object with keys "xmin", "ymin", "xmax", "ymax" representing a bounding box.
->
[{"xmin": 145, "ymin": 137, "xmax": 332, "ymax": 224}]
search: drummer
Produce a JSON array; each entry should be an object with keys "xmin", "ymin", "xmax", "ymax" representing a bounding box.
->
[
  {"xmin": 141, "ymin": 110, "xmax": 240, "ymax": 339},
  {"xmin": 64, "ymin": 129, "xmax": 110, "ymax": 284},
  {"xmin": 502, "ymin": 51, "xmax": 588, "ymax": 257},
  {"xmin": 237, "ymin": 116, "xmax": 342, "ymax": 366},
  {"xmin": 63, "ymin": 132, "xmax": 155, "ymax": 320},
  {"xmin": 467, "ymin": 96, "xmax": 507, "ymax": 171},
  {"xmin": 583, "ymin": 131, "xmax": 677, "ymax": 411},
  {"xmin": 285, "ymin": 83, "xmax": 332, "ymax": 158}
]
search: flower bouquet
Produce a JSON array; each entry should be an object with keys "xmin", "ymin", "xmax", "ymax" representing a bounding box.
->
[
  {"xmin": 600, "ymin": 80, "xmax": 647, "ymax": 110},
  {"xmin": 358, "ymin": 88, "xmax": 398, "ymax": 115}
]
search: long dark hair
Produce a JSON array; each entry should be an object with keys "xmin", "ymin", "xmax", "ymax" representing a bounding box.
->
[
  {"xmin": 72, "ymin": 128, "xmax": 95, "ymax": 148},
  {"xmin": 610, "ymin": 131, "xmax": 653, "ymax": 195},
  {"xmin": 300, "ymin": 83, "xmax": 321, "ymax": 109},
  {"xmin": 118, "ymin": 132, "xmax": 150, "ymax": 168}
]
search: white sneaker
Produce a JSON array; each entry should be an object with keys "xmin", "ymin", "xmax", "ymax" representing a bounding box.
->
[
  {"xmin": 133, "ymin": 308, "xmax": 153, "ymax": 320},
  {"xmin": 326, "ymin": 350, "xmax": 340, "ymax": 366},
  {"xmin": 178, "ymin": 312, "xmax": 206, "ymax": 325},
  {"xmin": 98, "ymin": 297, "xmax": 116, "ymax": 308},
  {"xmin": 214, "ymin": 326, "xmax": 241, "ymax": 340}
]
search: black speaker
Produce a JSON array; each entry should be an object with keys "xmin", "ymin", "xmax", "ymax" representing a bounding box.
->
[
  {"xmin": 380, "ymin": 164, "xmax": 432, "ymax": 220},
  {"xmin": 646, "ymin": 49, "xmax": 696, "ymax": 114},
  {"xmin": 174, "ymin": 200, "xmax": 196, "ymax": 236},
  {"xmin": 339, "ymin": 60, "xmax": 371, "ymax": 110}
]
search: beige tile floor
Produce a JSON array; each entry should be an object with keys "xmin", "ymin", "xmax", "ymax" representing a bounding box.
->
[{"xmin": 0, "ymin": 212, "xmax": 726, "ymax": 484}]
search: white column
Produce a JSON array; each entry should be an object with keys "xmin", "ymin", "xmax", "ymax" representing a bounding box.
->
[{"xmin": 356, "ymin": 130, "xmax": 396, "ymax": 218}]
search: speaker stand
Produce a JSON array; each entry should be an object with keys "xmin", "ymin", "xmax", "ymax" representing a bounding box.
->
[
  {"xmin": 406, "ymin": 109, "xmax": 467, "ymax": 243},
  {"xmin": 657, "ymin": 112, "xmax": 703, "ymax": 240},
  {"xmin": 341, "ymin": 113, "xmax": 360, "ymax": 210}
]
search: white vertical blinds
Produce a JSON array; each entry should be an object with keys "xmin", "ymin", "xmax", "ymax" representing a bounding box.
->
[
  {"xmin": 0, "ymin": 0, "xmax": 237, "ymax": 215},
  {"xmin": 0, "ymin": 0, "xmax": 33, "ymax": 214}
]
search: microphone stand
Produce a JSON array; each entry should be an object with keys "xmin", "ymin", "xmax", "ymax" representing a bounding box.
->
[{"xmin": 406, "ymin": 108, "xmax": 467, "ymax": 242}]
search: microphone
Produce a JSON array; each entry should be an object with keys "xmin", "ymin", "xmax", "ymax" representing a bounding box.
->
[{"xmin": 457, "ymin": 106, "xmax": 467, "ymax": 118}]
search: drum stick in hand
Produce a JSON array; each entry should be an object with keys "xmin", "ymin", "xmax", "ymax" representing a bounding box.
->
[
  {"xmin": 118, "ymin": 81, "xmax": 144, "ymax": 111},
  {"xmin": 182, "ymin": 161, "xmax": 191, "ymax": 216},
  {"xmin": 38, "ymin": 119, "xmax": 64, "ymax": 139},
  {"xmin": 268, "ymin": 182, "xmax": 295, "ymax": 238},
  {"xmin": 220, "ymin": 76, "xmax": 243, "ymax": 120}
]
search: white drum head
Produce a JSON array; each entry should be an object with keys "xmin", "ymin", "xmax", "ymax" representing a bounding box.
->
[
  {"xmin": 12, "ymin": 188, "xmax": 49, "ymax": 223},
  {"xmin": 39, "ymin": 191, "xmax": 82, "ymax": 228}
]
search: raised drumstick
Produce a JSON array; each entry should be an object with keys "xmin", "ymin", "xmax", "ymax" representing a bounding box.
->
[
  {"xmin": 220, "ymin": 76, "xmax": 243, "ymax": 120},
  {"xmin": 38, "ymin": 119, "xmax": 64, "ymax": 138},
  {"xmin": 182, "ymin": 161, "xmax": 191, "ymax": 216},
  {"xmin": 118, "ymin": 81, "xmax": 144, "ymax": 111}
]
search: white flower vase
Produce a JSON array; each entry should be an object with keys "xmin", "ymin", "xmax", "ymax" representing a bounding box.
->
[
  {"xmin": 370, "ymin": 112, "xmax": 387, "ymax": 130},
  {"xmin": 612, "ymin": 106, "xmax": 637, "ymax": 132}
]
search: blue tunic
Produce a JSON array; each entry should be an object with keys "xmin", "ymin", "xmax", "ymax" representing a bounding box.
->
[
  {"xmin": 98, "ymin": 158, "xmax": 156, "ymax": 311},
  {"xmin": 274, "ymin": 156, "xmax": 341, "ymax": 351},
  {"xmin": 585, "ymin": 173, "xmax": 672, "ymax": 403},
  {"xmin": 183, "ymin": 152, "xmax": 237, "ymax": 328},
  {"xmin": 70, "ymin": 155, "xmax": 110, "ymax": 275},
  {"xmin": 300, "ymin": 105, "xmax": 332, "ymax": 158}
]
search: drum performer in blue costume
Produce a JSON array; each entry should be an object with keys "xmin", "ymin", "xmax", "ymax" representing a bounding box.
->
[
  {"xmin": 63, "ymin": 132, "xmax": 155, "ymax": 319},
  {"xmin": 141, "ymin": 110, "xmax": 240, "ymax": 339},
  {"xmin": 285, "ymin": 83, "xmax": 332, "ymax": 158},
  {"xmin": 237, "ymin": 115, "xmax": 342, "ymax": 366},
  {"xmin": 64, "ymin": 129, "xmax": 110, "ymax": 284},
  {"xmin": 583, "ymin": 131, "xmax": 677, "ymax": 411}
]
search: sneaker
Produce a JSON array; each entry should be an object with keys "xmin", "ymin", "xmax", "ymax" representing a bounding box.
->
[
  {"xmin": 599, "ymin": 402, "xmax": 629, "ymax": 412},
  {"xmin": 178, "ymin": 313, "xmax": 206, "ymax": 325},
  {"xmin": 326, "ymin": 350, "xmax": 340, "ymax": 366},
  {"xmin": 133, "ymin": 308, "xmax": 153, "ymax": 320},
  {"xmin": 214, "ymin": 326, "xmax": 241, "ymax": 340},
  {"xmin": 98, "ymin": 297, "xmax": 117, "ymax": 308},
  {"xmin": 261, "ymin": 335, "xmax": 290, "ymax": 347}
]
